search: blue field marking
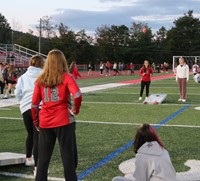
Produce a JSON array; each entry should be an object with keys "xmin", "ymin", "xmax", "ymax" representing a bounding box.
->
[{"xmin": 78, "ymin": 104, "xmax": 191, "ymax": 180}]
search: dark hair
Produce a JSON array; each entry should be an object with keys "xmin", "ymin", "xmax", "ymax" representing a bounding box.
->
[{"xmin": 133, "ymin": 124, "xmax": 164, "ymax": 153}]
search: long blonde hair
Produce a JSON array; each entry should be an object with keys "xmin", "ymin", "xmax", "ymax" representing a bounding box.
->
[{"xmin": 36, "ymin": 49, "xmax": 69, "ymax": 87}]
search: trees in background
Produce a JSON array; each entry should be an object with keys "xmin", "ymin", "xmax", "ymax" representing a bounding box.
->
[
  {"xmin": 0, "ymin": 10, "xmax": 200, "ymax": 65},
  {"xmin": 0, "ymin": 13, "xmax": 11, "ymax": 43}
]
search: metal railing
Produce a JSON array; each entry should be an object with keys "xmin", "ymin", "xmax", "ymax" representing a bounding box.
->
[{"xmin": 0, "ymin": 44, "xmax": 47, "ymax": 68}]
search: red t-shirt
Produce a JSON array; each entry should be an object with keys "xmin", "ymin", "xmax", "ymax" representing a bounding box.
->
[
  {"xmin": 71, "ymin": 67, "xmax": 81, "ymax": 79},
  {"xmin": 139, "ymin": 67, "xmax": 153, "ymax": 82},
  {"xmin": 31, "ymin": 73, "xmax": 82, "ymax": 128}
]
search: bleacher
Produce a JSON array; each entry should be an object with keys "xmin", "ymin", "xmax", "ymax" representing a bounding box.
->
[{"xmin": 0, "ymin": 44, "xmax": 47, "ymax": 69}]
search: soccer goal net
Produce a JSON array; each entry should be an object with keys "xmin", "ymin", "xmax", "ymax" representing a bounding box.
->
[{"xmin": 173, "ymin": 56, "xmax": 200, "ymax": 71}]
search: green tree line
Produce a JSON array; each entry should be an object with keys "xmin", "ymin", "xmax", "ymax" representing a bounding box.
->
[{"xmin": 0, "ymin": 10, "xmax": 200, "ymax": 65}]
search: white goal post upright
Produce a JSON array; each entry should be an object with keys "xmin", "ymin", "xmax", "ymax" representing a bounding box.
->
[{"xmin": 172, "ymin": 56, "xmax": 200, "ymax": 72}]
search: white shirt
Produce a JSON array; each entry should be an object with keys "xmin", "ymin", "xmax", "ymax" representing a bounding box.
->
[
  {"xmin": 176, "ymin": 64, "xmax": 189, "ymax": 81},
  {"xmin": 192, "ymin": 64, "xmax": 199, "ymax": 74},
  {"xmin": 15, "ymin": 66, "xmax": 42, "ymax": 114},
  {"xmin": 194, "ymin": 73, "xmax": 200, "ymax": 83}
]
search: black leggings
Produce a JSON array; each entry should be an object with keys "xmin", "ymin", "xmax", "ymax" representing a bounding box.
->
[
  {"xmin": 22, "ymin": 109, "xmax": 39, "ymax": 166},
  {"xmin": 0, "ymin": 81, "xmax": 5, "ymax": 94},
  {"xmin": 140, "ymin": 81, "xmax": 151, "ymax": 97},
  {"xmin": 36, "ymin": 123, "xmax": 77, "ymax": 181}
]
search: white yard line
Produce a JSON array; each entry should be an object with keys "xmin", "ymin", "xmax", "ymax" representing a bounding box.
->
[
  {"xmin": 0, "ymin": 108, "xmax": 12, "ymax": 110},
  {"xmin": 0, "ymin": 171, "xmax": 84, "ymax": 181},
  {"xmin": 82, "ymin": 101, "xmax": 200, "ymax": 106},
  {"xmin": 0, "ymin": 117, "xmax": 200, "ymax": 128}
]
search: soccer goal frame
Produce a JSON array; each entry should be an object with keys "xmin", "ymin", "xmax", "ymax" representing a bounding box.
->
[{"xmin": 172, "ymin": 56, "xmax": 200, "ymax": 71}]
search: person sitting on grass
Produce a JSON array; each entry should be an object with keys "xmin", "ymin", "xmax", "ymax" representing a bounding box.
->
[{"xmin": 112, "ymin": 124, "xmax": 176, "ymax": 181}]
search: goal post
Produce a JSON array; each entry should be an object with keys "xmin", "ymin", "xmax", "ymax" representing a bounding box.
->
[{"xmin": 172, "ymin": 56, "xmax": 200, "ymax": 72}]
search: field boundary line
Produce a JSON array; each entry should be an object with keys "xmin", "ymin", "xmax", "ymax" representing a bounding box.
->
[
  {"xmin": 1, "ymin": 117, "xmax": 200, "ymax": 128},
  {"xmin": 0, "ymin": 171, "xmax": 82, "ymax": 181}
]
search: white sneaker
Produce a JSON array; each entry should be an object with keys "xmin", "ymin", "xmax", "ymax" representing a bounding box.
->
[
  {"xmin": 182, "ymin": 99, "xmax": 186, "ymax": 102},
  {"xmin": 25, "ymin": 158, "xmax": 34, "ymax": 166},
  {"xmin": 145, "ymin": 97, "xmax": 148, "ymax": 101},
  {"xmin": 10, "ymin": 93, "xmax": 15, "ymax": 97},
  {"xmin": 33, "ymin": 167, "xmax": 37, "ymax": 177},
  {"xmin": 0, "ymin": 94, "xmax": 3, "ymax": 98},
  {"xmin": 138, "ymin": 97, "xmax": 142, "ymax": 101},
  {"xmin": 2, "ymin": 95, "xmax": 8, "ymax": 99},
  {"xmin": 178, "ymin": 98, "xmax": 182, "ymax": 101}
]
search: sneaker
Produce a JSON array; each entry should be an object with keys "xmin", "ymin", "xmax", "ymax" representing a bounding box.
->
[
  {"xmin": 10, "ymin": 93, "xmax": 15, "ymax": 97},
  {"xmin": 145, "ymin": 97, "xmax": 148, "ymax": 101},
  {"xmin": 0, "ymin": 94, "xmax": 3, "ymax": 98},
  {"xmin": 182, "ymin": 99, "xmax": 186, "ymax": 102},
  {"xmin": 138, "ymin": 97, "xmax": 142, "ymax": 101},
  {"xmin": 25, "ymin": 158, "xmax": 34, "ymax": 166},
  {"xmin": 178, "ymin": 98, "xmax": 182, "ymax": 101},
  {"xmin": 2, "ymin": 95, "xmax": 8, "ymax": 99},
  {"xmin": 33, "ymin": 167, "xmax": 37, "ymax": 177}
]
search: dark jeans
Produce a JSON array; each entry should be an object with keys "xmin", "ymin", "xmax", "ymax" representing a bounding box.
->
[
  {"xmin": 36, "ymin": 123, "xmax": 77, "ymax": 181},
  {"xmin": 140, "ymin": 81, "xmax": 151, "ymax": 97},
  {"xmin": 22, "ymin": 109, "xmax": 39, "ymax": 166},
  {"xmin": 0, "ymin": 81, "xmax": 5, "ymax": 94}
]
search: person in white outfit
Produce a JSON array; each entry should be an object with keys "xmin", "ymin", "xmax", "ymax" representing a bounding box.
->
[
  {"xmin": 15, "ymin": 55, "xmax": 44, "ymax": 176},
  {"xmin": 175, "ymin": 57, "xmax": 189, "ymax": 102},
  {"xmin": 113, "ymin": 124, "xmax": 176, "ymax": 181}
]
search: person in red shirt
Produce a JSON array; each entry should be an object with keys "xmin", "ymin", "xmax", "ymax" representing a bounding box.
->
[
  {"xmin": 69, "ymin": 61, "xmax": 81, "ymax": 79},
  {"xmin": 138, "ymin": 60, "xmax": 153, "ymax": 101},
  {"xmin": 31, "ymin": 49, "xmax": 82, "ymax": 181}
]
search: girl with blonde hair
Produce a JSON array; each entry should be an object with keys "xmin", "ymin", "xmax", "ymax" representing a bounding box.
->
[{"xmin": 31, "ymin": 49, "xmax": 82, "ymax": 181}]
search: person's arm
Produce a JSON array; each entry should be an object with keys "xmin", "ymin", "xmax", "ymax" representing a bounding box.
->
[
  {"xmin": 176, "ymin": 66, "xmax": 179, "ymax": 82},
  {"xmin": 150, "ymin": 68, "xmax": 153, "ymax": 76},
  {"xmin": 139, "ymin": 68, "xmax": 144, "ymax": 76},
  {"xmin": 133, "ymin": 155, "xmax": 148, "ymax": 181},
  {"xmin": 67, "ymin": 76, "xmax": 82, "ymax": 115},
  {"xmin": 186, "ymin": 65, "xmax": 189, "ymax": 82},
  {"xmin": 75, "ymin": 68, "xmax": 81, "ymax": 78},
  {"xmin": 14, "ymin": 77, "xmax": 23, "ymax": 101},
  {"xmin": 31, "ymin": 83, "xmax": 42, "ymax": 129}
]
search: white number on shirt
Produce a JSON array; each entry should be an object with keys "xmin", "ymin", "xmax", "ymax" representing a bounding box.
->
[{"xmin": 44, "ymin": 87, "xmax": 60, "ymax": 102}]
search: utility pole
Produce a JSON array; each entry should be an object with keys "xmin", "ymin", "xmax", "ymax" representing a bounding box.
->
[
  {"xmin": 38, "ymin": 18, "xmax": 42, "ymax": 54},
  {"xmin": 11, "ymin": 30, "xmax": 14, "ymax": 45}
]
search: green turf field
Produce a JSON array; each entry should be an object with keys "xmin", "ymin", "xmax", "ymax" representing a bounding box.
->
[{"xmin": 0, "ymin": 73, "xmax": 200, "ymax": 180}]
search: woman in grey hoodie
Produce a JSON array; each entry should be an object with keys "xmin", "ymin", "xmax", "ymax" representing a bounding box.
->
[
  {"xmin": 113, "ymin": 124, "xmax": 176, "ymax": 181},
  {"xmin": 15, "ymin": 55, "xmax": 44, "ymax": 175}
]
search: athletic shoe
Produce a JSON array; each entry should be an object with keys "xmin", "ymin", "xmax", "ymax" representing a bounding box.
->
[
  {"xmin": 145, "ymin": 97, "xmax": 148, "ymax": 101},
  {"xmin": 138, "ymin": 97, "xmax": 142, "ymax": 101},
  {"xmin": 182, "ymin": 99, "xmax": 186, "ymax": 102},
  {"xmin": 33, "ymin": 167, "xmax": 37, "ymax": 177},
  {"xmin": 25, "ymin": 158, "xmax": 34, "ymax": 166},
  {"xmin": 178, "ymin": 98, "xmax": 182, "ymax": 101},
  {"xmin": 2, "ymin": 95, "xmax": 8, "ymax": 99},
  {"xmin": 0, "ymin": 94, "xmax": 3, "ymax": 98}
]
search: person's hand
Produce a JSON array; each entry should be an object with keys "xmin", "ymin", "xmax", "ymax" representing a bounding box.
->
[
  {"xmin": 35, "ymin": 126, "xmax": 40, "ymax": 132},
  {"xmin": 176, "ymin": 79, "xmax": 178, "ymax": 83},
  {"xmin": 68, "ymin": 108, "xmax": 75, "ymax": 116},
  {"xmin": 186, "ymin": 80, "xmax": 188, "ymax": 84},
  {"xmin": 143, "ymin": 73, "xmax": 145, "ymax": 76}
]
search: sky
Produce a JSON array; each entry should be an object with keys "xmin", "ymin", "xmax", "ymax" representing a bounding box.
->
[{"xmin": 1, "ymin": 0, "xmax": 200, "ymax": 35}]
